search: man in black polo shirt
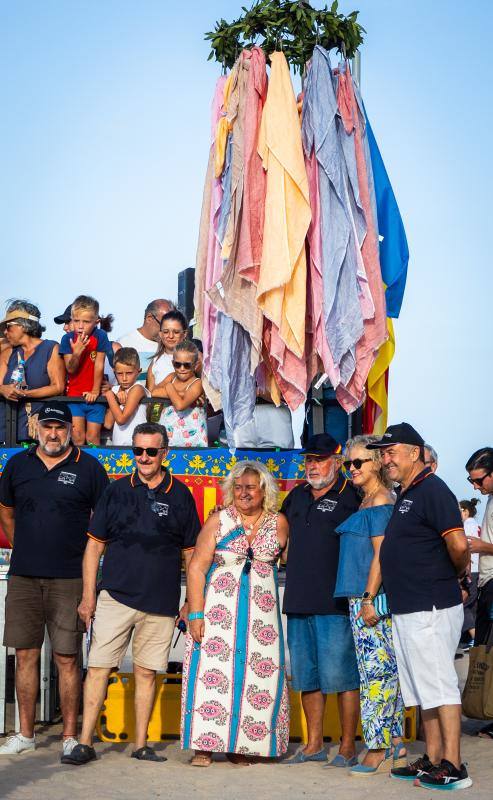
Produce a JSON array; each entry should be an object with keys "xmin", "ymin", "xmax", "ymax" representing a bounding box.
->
[
  {"xmin": 281, "ymin": 433, "xmax": 361, "ymax": 766},
  {"xmin": 63, "ymin": 422, "xmax": 200, "ymax": 766},
  {"xmin": 0, "ymin": 402, "xmax": 109, "ymax": 758},
  {"xmin": 371, "ymin": 423, "xmax": 472, "ymax": 790}
]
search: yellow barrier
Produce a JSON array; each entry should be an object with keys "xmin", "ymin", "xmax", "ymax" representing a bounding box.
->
[{"xmin": 96, "ymin": 672, "xmax": 417, "ymax": 744}]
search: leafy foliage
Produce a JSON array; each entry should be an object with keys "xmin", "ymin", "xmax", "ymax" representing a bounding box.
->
[{"xmin": 205, "ymin": 1, "xmax": 365, "ymax": 73}]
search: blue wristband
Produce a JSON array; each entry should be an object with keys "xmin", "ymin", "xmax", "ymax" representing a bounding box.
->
[{"xmin": 188, "ymin": 611, "xmax": 204, "ymax": 621}]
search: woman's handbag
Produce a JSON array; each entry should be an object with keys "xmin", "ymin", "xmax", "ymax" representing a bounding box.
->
[{"xmin": 353, "ymin": 592, "xmax": 390, "ymax": 629}]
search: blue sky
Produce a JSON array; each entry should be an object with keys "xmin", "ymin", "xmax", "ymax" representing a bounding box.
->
[{"xmin": 1, "ymin": 1, "xmax": 491, "ymax": 501}]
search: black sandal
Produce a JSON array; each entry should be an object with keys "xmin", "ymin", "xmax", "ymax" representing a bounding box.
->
[
  {"xmin": 61, "ymin": 743, "xmax": 97, "ymax": 765},
  {"xmin": 131, "ymin": 746, "xmax": 167, "ymax": 762}
]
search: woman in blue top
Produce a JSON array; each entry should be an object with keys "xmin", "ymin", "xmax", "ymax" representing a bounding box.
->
[
  {"xmin": 0, "ymin": 300, "xmax": 65, "ymax": 442},
  {"xmin": 334, "ymin": 435, "xmax": 406, "ymax": 776}
]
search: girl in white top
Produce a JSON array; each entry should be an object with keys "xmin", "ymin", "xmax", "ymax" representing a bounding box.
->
[
  {"xmin": 151, "ymin": 340, "xmax": 208, "ymax": 447},
  {"xmin": 146, "ymin": 310, "xmax": 188, "ymax": 394},
  {"xmin": 104, "ymin": 348, "xmax": 148, "ymax": 445}
]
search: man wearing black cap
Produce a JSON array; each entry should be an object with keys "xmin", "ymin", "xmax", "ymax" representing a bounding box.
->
[
  {"xmin": 369, "ymin": 423, "xmax": 471, "ymax": 790},
  {"xmin": 281, "ymin": 433, "xmax": 361, "ymax": 766},
  {"xmin": 0, "ymin": 402, "xmax": 109, "ymax": 758}
]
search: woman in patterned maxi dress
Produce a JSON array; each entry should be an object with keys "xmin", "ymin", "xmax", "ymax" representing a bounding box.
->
[{"xmin": 181, "ymin": 461, "xmax": 290, "ymax": 766}]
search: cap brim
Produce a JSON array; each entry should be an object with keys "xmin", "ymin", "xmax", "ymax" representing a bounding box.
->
[
  {"xmin": 38, "ymin": 416, "xmax": 70, "ymax": 424},
  {"xmin": 54, "ymin": 316, "xmax": 70, "ymax": 325},
  {"xmin": 366, "ymin": 441, "xmax": 390, "ymax": 449},
  {"xmin": 301, "ymin": 450, "xmax": 340, "ymax": 457}
]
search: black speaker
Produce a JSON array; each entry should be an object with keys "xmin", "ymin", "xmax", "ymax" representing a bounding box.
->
[{"xmin": 177, "ymin": 268, "xmax": 195, "ymax": 325}]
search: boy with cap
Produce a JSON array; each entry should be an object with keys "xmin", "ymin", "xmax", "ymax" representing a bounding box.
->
[
  {"xmin": 281, "ymin": 433, "xmax": 361, "ymax": 766},
  {"xmin": 371, "ymin": 423, "xmax": 471, "ymax": 790},
  {"xmin": 0, "ymin": 402, "xmax": 109, "ymax": 758}
]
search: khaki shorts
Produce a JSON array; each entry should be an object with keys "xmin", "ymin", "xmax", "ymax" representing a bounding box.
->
[
  {"xmin": 88, "ymin": 590, "xmax": 174, "ymax": 672},
  {"xmin": 3, "ymin": 575, "xmax": 84, "ymax": 653}
]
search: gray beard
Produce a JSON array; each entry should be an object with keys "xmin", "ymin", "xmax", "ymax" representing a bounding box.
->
[{"xmin": 306, "ymin": 476, "xmax": 334, "ymax": 490}]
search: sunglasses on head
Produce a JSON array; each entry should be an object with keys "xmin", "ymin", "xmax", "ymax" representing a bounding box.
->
[
  {"xmin": 467, "ymin": 471, "xmax": 492, "ymax": 487},
  {"xmin": 132, "ymin": 446, "xmax": 166, "ymax": 457},
  {"xmin": 343, "ymin": 458, "xmax": 372, "ymax": 470},
  {"xmin": 173, "ymin": 360, "xmax": 193, "ymax": 369}
]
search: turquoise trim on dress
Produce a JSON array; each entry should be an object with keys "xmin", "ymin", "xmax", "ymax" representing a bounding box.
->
[
  {"xmin": 269, "ymin": 565, "xmax": 285, "ymax": 757},
  {"xmin": 227, "ymin": 567, "xmax": 250, "ymax": 752}
]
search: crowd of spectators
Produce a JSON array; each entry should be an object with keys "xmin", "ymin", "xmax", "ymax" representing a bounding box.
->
[{"xmin": 0, "ymin": 296, "xmax": 212, "ymax": 448}]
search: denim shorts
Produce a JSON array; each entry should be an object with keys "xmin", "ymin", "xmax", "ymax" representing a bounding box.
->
[
  {"xmin": 68, "ymin": 402, "xmax": 106, "ymax": 423},
  {"xmin": 287, "ymin": 613, "xmax": 360, "ymax": 694}
]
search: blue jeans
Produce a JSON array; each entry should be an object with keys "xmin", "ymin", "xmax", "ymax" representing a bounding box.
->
[{"xmin": 287, "ymin": 613, "xmax": 360, "ymax": 694}]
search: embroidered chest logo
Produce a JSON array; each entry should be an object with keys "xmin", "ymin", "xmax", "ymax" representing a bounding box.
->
[
  {"xmin": 58, "ymin": 472, "xmax": 77, "ymax": 486},
  {"xmin": 399, "ymin": 499, "xmax": 413, "ymax": 514},
  {"xmin": 151, "ymin": 502, "xmax": 169, "ymax": 517},
  {"xmin": 317, "ymin": 499, "xmax": 338, "ymax": 513}
]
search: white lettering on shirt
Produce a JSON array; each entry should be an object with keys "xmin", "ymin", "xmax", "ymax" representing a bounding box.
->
[
  {"xmin": 399, "ymin": 499, "xmax": 413, "ymax": 514},
  {"xmin": 58, "ymin": 472, "xmax": 77, "ymax": 486},
  {"xmin": 152, "ymin": 502, "xmax": 169, "ymax": 517},
  {"xmin": 316, "ymin": 499, "xmax": 338, "ymax": 513}
]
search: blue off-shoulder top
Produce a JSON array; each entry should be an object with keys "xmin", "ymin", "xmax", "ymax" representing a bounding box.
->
[{"xmin": 334, "ymin": 504, "xmax": 394, "ymax": 598}]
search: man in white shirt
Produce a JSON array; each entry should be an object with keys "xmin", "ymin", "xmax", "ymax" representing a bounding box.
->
[{"xmin": 118, "ymin": 299, "xmax": 174, "ymax": 384}]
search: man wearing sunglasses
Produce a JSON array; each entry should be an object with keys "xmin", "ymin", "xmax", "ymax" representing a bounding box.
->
[
  {"xmin": 371, "ymin": 423, "xmax": 471, "ymax": 790},
  {"xmin": 465, "ymin": 448, "xmax": 493, "ymax": 738},
  {"xmin": 118, "ymin": 298, "xmax": 175, "ymax": 384},
  {"xmin": 63, "ymin": 422, "xmax": 200, "ymax": 766},
  {"xmin": 281, "ymin": 433, "xmax": 361, "ymax": 766}
]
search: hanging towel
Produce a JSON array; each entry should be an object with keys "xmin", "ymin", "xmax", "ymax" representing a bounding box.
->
[
  {"xmin": 302, "ymin": 46, "xmax": 363, "ymax": 386},
  {"xmin": 257, "ymin": 50, "xmax": 311, "ymax": 360},
  {"xmin": 208, "ymin": 48, "xmax": 266, "ymax": 371},
  {"xmin": 194, "ymin": 75, "xmax": 227, "ymax": 372},
  {"xmin": 336, "ymin": 62, "xmax": 387, "ymax": 408}
]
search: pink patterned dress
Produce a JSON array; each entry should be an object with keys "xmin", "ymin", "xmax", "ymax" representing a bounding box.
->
[{"xmin": 181, "ymin": 506, "xmax": 289, "ymax": 756}]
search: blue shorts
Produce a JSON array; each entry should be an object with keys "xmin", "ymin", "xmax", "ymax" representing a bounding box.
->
[
  {"xmin": 287, "ymin": 613, "xmax": 360, "ymax": 694},
  {"xmin": 68, "ymin": 402, "xmax": 106, "ymax": 424}
]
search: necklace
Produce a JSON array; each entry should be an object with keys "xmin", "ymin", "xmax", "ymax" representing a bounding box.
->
[
  {"xmin": 360, "ymin": 482, "xmax": 382, "ymax": 507},
  {"xmin": 238, "ymin": 510, "xmax": 264, "ymax": 533}
]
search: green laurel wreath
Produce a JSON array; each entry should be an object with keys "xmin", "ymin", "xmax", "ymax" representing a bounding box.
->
[{"xmin": 205, "ymin": 0, "xmax": 365, "ymax": 73}]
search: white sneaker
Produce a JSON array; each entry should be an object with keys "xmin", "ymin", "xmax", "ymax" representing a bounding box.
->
[
  {"xmin": 0, "ymin": 733, "xmax": 36, "ymax": 755},
  {"xmin": 62, "ymin": 737, "xmax": 78, "ymax": 757}
]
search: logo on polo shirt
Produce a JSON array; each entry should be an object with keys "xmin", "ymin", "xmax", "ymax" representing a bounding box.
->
[
  {"xmin": 399, "ymin": 499, "xmax": 413, "ymax": 514},
  {"xmin": 58, "ymin": 471, "xmax": 77, "ymax": 486},
  {"xmin": 317, "ymin": 499, "xmax": 338, "ymax": 513},
  {"xmin": 151, "ymin": 502, "xmax": 169, "ymax": 517}
]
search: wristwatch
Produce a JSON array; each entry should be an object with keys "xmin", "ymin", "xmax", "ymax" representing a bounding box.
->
[{"xmin": 362, "ymin": 591, "xmax": 374, "ymax": 601}]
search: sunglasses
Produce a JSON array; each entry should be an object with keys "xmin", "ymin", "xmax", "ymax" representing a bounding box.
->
[
  {"xmin": 343, "ymin": 458, "xmax": 372, "ymax": 470},
  {"xmin": 243, "ymin": 546, "xmax": 254, "ymax": 575},
  {"xmin": 132, "ymin": 446, "xmax": 166, "ymax": 457},
  {"xmin": 467, "ymin": 471, "xmax": 492, "ymax": 487},
  {"xmin": 172, "ymin": 360, "xmax": 193, "ymax": 369}
]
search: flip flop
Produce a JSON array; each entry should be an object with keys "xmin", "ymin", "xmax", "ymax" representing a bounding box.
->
[
  {"xmin": 131, "ymin": 746, "xmax": 167, "ymax": 762},
  {"xmin": 191, "ymin": 753, "xmax": 213, "ymax": 767}
]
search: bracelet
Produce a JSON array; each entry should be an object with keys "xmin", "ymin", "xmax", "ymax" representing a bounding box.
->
[
  {"xmin": 361, "ymin": 600, "xmax": 374, "ymax": 606},
  {"xmin": 188, "ymin": 611, "xmax": 204, "ymax": 621}
]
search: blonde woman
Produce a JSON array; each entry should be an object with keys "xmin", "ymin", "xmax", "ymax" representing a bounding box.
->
[
  {"xmin": 334, "ymin": 435, "xmax": 406, "ymax": 776},
  {"xmin": 181, "ymin": 461, "xmax": 289, "ymax": 767}
]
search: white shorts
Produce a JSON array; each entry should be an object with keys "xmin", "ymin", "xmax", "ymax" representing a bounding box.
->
[{"xmin": 392, "ymin": 604, "xmax": 463, "ymax": 710}]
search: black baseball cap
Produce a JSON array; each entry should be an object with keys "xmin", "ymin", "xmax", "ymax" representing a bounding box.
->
[
  {"xmin": 367, "ymin": 422, "xmax": 425, "ymax": 449},
  {"xmin": 53, "ymin": 305, "xmax": 72, "ymax": 325},
  {"xmin": 301, "ymin": 433, "xmax": 342, "ymax": 457},
  {"xmin": 38, "ymin": 402, "xmax": 72, "ymax": 425}
]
